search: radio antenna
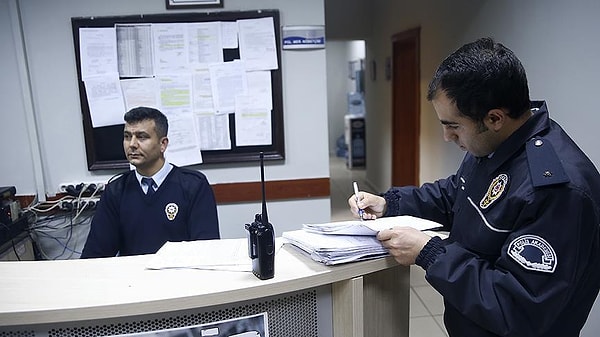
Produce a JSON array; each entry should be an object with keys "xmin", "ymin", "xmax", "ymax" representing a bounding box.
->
[{"xmin": 260, "ymin": 152, "xmax": 268, "ymax": 225}]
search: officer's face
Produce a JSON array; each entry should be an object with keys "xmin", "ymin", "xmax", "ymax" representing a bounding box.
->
[
  {"xmin": 432, "ymin": 92, "xmax": 497, "ymax": 157},
  {"xmin": 123, "ymin": 119, "xmax": 168, "ymax": 176}
]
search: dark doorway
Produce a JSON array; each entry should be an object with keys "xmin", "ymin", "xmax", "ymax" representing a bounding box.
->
[{"xmin": 391, "ymin": 27, "xmax": 420, "ymax": 187}]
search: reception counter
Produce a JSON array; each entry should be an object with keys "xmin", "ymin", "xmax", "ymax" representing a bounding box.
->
[{"xmin": 0, "ymin": 244, "xmax": 409, "ymax": 337}]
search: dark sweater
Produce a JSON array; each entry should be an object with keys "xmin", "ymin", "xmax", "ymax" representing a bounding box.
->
[{"xmin": 81, "ymin": 166, "xmax": 219, "ymax": 258}]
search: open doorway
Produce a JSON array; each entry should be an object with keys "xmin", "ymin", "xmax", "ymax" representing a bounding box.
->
[
  {"xmin": 326, "ymin": 40, "xmax": 368, "ymax": 221},
  {"xmin": 326, "ymin": 40, "xmax": 365, "ymax": 159}
]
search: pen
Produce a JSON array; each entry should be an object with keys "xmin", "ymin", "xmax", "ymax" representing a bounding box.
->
[{"xmin": 353, "ymin": 181, "xmax": 365, "ymax": 220}]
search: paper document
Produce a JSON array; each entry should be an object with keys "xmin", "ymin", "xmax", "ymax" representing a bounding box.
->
[
  {"xmin": 146, "ymin": 238, "xmax": 283, "ymax": 272},
  {"xmin": 302, "ymin": 215, "xmax": 442, "ymax": 236},
  {"xmin": 283, "ymin": 215, "xmax": 443, "ymax": 265},
  {"xmin": 282, "ymin": 230, "xmax": 388, "ymax": 265}
]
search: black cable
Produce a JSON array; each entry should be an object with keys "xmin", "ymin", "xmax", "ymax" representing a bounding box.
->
[
  {"xmin": 0, "ymin": 221, "xmax": 20, "ymax": 261},
  {"xmin": 28, "ymin": 209, "xmax": 92, "ymax": 259}
]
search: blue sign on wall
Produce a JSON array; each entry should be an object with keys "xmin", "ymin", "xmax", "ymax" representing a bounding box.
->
[{"xmin": 282, "ymin": 26, "xmax": 325, "ymax": 49}]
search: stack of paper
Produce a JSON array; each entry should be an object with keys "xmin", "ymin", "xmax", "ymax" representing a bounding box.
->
[
  {"xmin": 282, "ymin": 216, "xmax": 442, "ymax": 265},
  {"xmin": 282, "ymin": 230, "xmax": 389, "ymax": 265},
  {"xmin": 302, "ymin": 215, "xmax": 442, "ymax": 235}
]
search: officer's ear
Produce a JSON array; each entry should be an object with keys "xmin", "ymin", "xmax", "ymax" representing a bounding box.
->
[
  {"xmin": 160, "ymin": 136, "xmax": 169, "ymax": 153},
  {"xmin": 484, "ymin": 108, "xmax": 507, "ymax": 132}
]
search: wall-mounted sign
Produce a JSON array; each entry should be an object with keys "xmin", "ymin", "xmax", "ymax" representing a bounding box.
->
[{"xmin": 282, "ymin": 25, "xmax": 325, "ymax": 49}]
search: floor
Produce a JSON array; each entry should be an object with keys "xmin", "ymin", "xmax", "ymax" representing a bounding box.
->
[{"xmin": 329, "ymin": 155, "xmax": 448, "ymax": 337}]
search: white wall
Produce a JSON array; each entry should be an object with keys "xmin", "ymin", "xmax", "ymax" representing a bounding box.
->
[
  {"xmin": 0, "ymin": 0, "xmax": 41, "ymax": 196},
  {"xmin": 329, "ymin": 0, "xmax": 600, "ymax": 193},
  {"xmin": 0, "ymin": 0, "xmax": 331, "ymax": 239}
]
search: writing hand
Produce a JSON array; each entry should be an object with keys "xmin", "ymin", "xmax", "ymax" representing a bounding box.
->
[{"xmin": 347, "ymin": 191, "xmax": 387, "ymax": 220}]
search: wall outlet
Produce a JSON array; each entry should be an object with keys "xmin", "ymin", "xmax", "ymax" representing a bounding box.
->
[
  {"xmin": 58, "ymin": 182, "xmax": 105, "ymax": 195},
  {"xmin": 58, "ymin": 196, "xmax": 101, "ymax": 211}
]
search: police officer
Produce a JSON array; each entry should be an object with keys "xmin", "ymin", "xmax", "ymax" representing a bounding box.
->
[{"xmin": 349, "ymin": 37, "xmax": 600, "ymax": 336}]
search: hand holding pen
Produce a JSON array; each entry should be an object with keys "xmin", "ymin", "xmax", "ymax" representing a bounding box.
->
[
  {"xmin": 353, "ymin": 181, "xmax": 366, "ymax": 220},
  {"xmin": 349, "ymin": 182, "xmax": 387, "ymax": 220}
]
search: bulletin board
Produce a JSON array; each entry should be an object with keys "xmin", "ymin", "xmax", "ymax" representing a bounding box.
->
[{"xmin": 71, "ymin": 10, "xmax": 284, "ymax": 170}]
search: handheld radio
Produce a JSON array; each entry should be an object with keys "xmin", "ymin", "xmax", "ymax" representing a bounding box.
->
[{"xmin": 245, "ymin": 152, "xmax": 275, "ymax": 280}]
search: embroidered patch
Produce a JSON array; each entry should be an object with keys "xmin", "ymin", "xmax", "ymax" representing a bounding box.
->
[
  {"xmin": 508, "ymin": 235, "xmax": 557, "ymax": 273},
  {"xmin": 165, "ymin": 203, "xmax": 179, "ymax": 221},
  {"xmin": 480, "ymin": 173, "xmax": 509, "ymax": 209}
]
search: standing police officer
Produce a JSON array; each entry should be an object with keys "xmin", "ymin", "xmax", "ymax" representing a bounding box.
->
[{"xmin": 349, "ymin": 37, "xmax": 600, "ymax": 336}]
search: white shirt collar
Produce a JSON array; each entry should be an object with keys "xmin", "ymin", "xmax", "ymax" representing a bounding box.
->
[{"xmin": 135, "ymin": 162, "xmax": 173, "ymax": 189}]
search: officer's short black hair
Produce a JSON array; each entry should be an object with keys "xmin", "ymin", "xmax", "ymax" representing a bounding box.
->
[
  {"xmin": 427, "ymin": 37, "xmax": 531, "ymax": 123},
  {"xmin": 124, "ymin": 106, "xmax": 168, "ymax": 138}
]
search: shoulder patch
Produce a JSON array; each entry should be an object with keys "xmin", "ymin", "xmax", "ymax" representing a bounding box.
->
[
  {"xmin": 525, "ymin": 138, "xmax": 569, "ymax": 187},
  {"xmin": 508, "ymin": 235, "xmax": 557, "ymax": 273}
]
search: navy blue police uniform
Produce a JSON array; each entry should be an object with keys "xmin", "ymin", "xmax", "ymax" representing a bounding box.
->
[
  {"xmin": 383, "ymin": 101, "xmax": 600, "ymax": 336},
  {"xmin": 81, "ymin": 166, "xmax": 219, "ymax": 258}
]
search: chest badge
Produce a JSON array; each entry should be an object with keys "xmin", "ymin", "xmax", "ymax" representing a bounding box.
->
[
  {"xmin": 480, "ymin": 173, "xmax": 509, "ymax": 209},
  {"xmin": 165, "ymin": 202, "xmax": 179, "ymax": 221}
]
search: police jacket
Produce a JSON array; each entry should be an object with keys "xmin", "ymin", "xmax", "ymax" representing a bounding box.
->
[{"xmin": 383, "ymin": 101, "xmax": 600, "ymax": 336}]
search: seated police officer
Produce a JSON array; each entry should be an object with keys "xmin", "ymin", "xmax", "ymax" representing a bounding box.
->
[{"xmin": 81, "ymin": 106, "xmax": 219, "ymax": 258}]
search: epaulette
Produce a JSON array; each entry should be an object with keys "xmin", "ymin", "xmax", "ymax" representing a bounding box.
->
[{"xmin": 525, "ymin": 137, "xmax": 569, "ymax": 187}]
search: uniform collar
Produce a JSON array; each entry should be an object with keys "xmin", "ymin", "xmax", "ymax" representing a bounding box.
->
[
  {"xmin": 481, "ymin": 101, "xmax": 551, "ymax": 173},
  {"xmin": 135, "ymin": 162, "xmax": 173, "ymax": 188}
]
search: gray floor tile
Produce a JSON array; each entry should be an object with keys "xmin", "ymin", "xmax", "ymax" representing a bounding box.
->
[
  {"xmin": 413, "ymin": 284, "xmax": 445, "ymax": 316},
  {"xmin": 410, "ymin": 316, "xmax": 448, "ymax": 337},
  {"xmin": 433, "ymin": 315, "xmax": 448, "ymax": 336},
  {"xmin": 410, "ymin": 264, "xmax": 428, "ymax": 287},
  {"xmin": 410, "ymin": 288, "xmax": 430, "ymax": 318}
]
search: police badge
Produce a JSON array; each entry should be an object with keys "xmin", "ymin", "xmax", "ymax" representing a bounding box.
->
[
  {"xmin": 165, "ymin": 202, "xmax": 179, "ymax": 221},
  {"xmin": 480, "ymin": 173, "xmax": 509, "ymax": 209}
]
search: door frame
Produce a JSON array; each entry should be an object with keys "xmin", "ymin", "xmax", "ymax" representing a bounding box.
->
[{"xmin": 391, "ymin": 27, "xmax": 421, "ymax": 187}]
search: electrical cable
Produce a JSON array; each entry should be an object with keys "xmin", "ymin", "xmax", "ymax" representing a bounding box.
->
[
  {"xmin": 27, "ymin": 205, "xmax": 92, "ymax": 259},
  {"xmin": 22, "ymin": 181, "xmax": 105, "ymax": 260},
  {"xmin": 0, "ymin": 221, "xmax": 20, "ymax": 261}
]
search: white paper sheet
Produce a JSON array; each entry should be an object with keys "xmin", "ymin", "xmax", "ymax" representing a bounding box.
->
[
  {"xmin": 115, "ymin": 23, "xmax": 154, "ymax": 77},
  {"xmin": 234, "ymin": 105, "xmax": 271, "ymax": 146},
  {"xmin": 238, "ymin": 17, "xmax": 278, "ymax": 71},
  {"xmin": 282, "ymin": 230, "xmax": 388, "ymax": 265},
  {"xmin": 146, "ymin": 238, "xmax": 284, "ymax": 272},
  {"xmin": 188, "ymin": 21, "xmax": 224, "ymax": 66},
  {"xmin": 146, "ymin": 238, "xmax": 250, "ymax": 271},
  {"xmin": 164, "ymin": 115, "xmax": 203, "ymax": 166},
  {"xmin": 221, "ymin": 21, "xmax": 239, "ymax": 48},
  {"xmin": 195, "ymin": 112, "xmax": 232, "ymax": 150},
  {"xmin": 79, "ymin": 27, "xmax": 119, "ymax": 80},
  {"xmin": 283, "ymin": 216, "xmax": 443, "ymax": 265},
  {"xmin": 120, "ymin": 77, "xmax": 160, "ymax": 110},
  {"xmin": 84, "ymin": 73, "xmax": 126, "ymax": 127},
  {"xmin": 209, "ymin": 60, "xmax": 248, "ymax": 114},
  {"xmin": 152, "ymin": 23, "xmax": 189, "ymax": 75},
  {"xmin": 302, "ymin": 215, "xmax": 443, "ymax": 236}
]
